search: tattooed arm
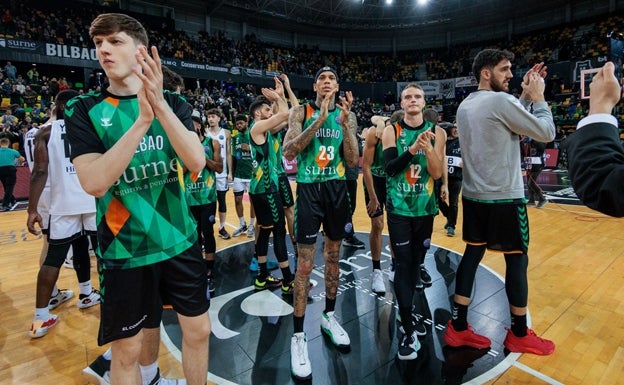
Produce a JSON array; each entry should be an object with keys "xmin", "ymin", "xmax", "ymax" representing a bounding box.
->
[
  {"xmin": 337, "ymin": 91, "xmax": 358, "ymax": 168},
  {"xmin": 283, "ymin": 88, "xmax": 336, "ymax": 160}
]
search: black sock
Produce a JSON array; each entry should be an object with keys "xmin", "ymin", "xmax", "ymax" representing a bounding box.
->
[
  {"xmin": 511, "ymin": 313, "xmax": 527, "ymax": 337},
  {"xmin": 294, "ymin": 315, "xmax": 304, "ymax": 333},
  {"xmin": 372, "ymin": 260, "xmax": 381, "ymax": 270},
  {"xmin": 399, "ymin": 306, "xmax": 414, "ymax": 335},
  {"xmin": 324, "ymin": 298, "xmax": 336, "ymax": 314},
  {"xmin": 206, "ymin": 259, "xmax": 214, "ymax": 271},
  {"xmin": 281, "ymin": 266, "xmax": 293, "ymax": 283},
  {"xmin": 451, "ymin": 302, "xmax": 468, "ymax": 331},
  {"xmin": 259, "ymin": 261, "xmax": 268, "ymax": 278}
]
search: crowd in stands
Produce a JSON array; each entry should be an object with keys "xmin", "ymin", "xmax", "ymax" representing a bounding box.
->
[
  {"xmin": 1, "ymin": 1, "xmax": 623, "ymax": 161},
  {"xmin": 2, "ymin": 1, "xmax": 623, "ymax": 83}
]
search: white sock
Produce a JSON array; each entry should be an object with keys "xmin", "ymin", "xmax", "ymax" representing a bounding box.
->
[
  {"xmin": 50, "ymin": 285, "xmax": 59, "ymax": 297},
  {"xmin": 139, "ymin": 361, "xmax": 158, "ymax": 385},
  {"xmin": 102, "ymin": 347, "xmax": 112, "ymax": 360},
  {"xmin": 34, "ymin": 307, "xmax": 49, "ymax": 321},
  {"xmin": 249, "ymin": 217, "xmax": 255, "ymax": 226},
  {"xmin": 239, "ymin": 217, "xmax": 245, "ymax": 227},
  {"xmin": 79, "ymin": 281, "xmax": 93, "ymax": 296}
]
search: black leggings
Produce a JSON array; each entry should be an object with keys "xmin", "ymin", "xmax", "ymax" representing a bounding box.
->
[
  {"xmin": 455, "ymin": 244, "xmax": 528, "ymax": 307},
  {"xmin": 0, "ymin": 165, "xmax": 16, "ymax": 207}
]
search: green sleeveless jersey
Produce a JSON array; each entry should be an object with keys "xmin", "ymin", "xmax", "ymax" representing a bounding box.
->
[
  {"xmin": 65, "ymin": 90, "xmax": 197, "ymax": 269},
  {"xmin": 296, "ymin": 103, "xmax": 346, "ymax": 183},
  {"xmin": 370, "ymin": 138, "xmax": 386, "ymax": 177},
  {"xmin": 386, "ymin": 120, "xmax": 438, "ymax": 217},
  {"xmin": 272, "ymin": 130, "xmax": 286, "ymax": 176},
  {"xmin": 185, "ymin": 137, "xmax": 217, "ymax": 206},
  {"xmin": 250, "ymin": 127, "xmax": 278, "ymax": 195},
  {"xmin": 232, "ymin": 127, "xmax": 253, "ymax": 179}
]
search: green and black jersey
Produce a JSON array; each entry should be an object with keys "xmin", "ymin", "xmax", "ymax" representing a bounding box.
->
[
  {"xmin": 370, "ymin": 138, "xmax": 386, "ymax": 178},
  {"xmin": 296, "ymin": 103, "xmax": 346, "ymax": 183},
  {"xmin": 386, "ymin": 120, "xmax": 438, "ymax": 217},
  {"xmin": 232, "ymin": 127, "xmax": 253, "ymax": 179},
  {"xmin": 272, "ymin": 129, "xmax": 286, "ymax": 176},
  {"xmin": 185, "ymin": 137, "xmax": 217, "ymax": 206},
  {"xmin": 249, "ymin": 128, "xmax": 278, "ymax": 195},
  {"xmin": 65, "ymin": 90, "xmax": 197, "ymax": 269}
]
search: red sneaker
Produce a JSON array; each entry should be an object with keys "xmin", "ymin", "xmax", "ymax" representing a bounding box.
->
[
  {"xmin": 444, "ymin": 320, "xmax": 491, "ymax": 349},
  {"xmin": 504, "ymin": 328, "xmax": 555, "ymax": 355}
]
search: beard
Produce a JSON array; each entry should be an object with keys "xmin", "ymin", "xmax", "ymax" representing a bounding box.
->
[{"xmin": 490, "ymin": 78, "xmax": 509, "ymax": 92}]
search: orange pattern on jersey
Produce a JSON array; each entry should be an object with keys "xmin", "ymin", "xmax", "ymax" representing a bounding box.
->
[{"xmin": 106, "ymin": 198, "xmax": 130, "ymax": 236}]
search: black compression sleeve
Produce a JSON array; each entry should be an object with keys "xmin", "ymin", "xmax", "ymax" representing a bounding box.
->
[{"xmin": 383, "ymin": 147, "xmax": 414, "ymax": 176}]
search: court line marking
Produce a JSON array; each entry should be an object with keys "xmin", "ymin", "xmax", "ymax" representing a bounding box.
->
[{"xmin": 160, "ymin": 239, "xmax": 563, "ymax": 385}]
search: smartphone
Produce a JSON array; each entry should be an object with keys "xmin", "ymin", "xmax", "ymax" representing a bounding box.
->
[
  {"xmin": 608, "ymin": 31, "xmax": 624, "ymax": 83},
  {"xmin": 580, "ymin": 31, "xmax": 624, "ymax": 99}
]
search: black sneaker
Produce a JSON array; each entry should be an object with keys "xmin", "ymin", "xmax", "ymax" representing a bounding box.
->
[
  {"xmin": 397, "ymin": 332, "xmax": 420, "ymax": 360},
  {"xmin": 207, "ymin": 275, "xmax": 215, "ymax": 293},
  {"xmin": 342, "ymin": 235, "xmax": 365, "ymax": 249},
  {"xmin": 82, "ymin": 354, "xmax": 110, "ymax": 384},
  {"xmin": 218, "ymin": 227, "xmax": 231, "ymax": 239},
  {"xmin": 420, "ymin": 265, "xmax": 432, "ymax": 286}
]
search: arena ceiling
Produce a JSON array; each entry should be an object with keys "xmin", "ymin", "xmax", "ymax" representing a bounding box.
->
[{"xmin": 203, "ymin": 0, "xmax": 573, "ymax": 32}]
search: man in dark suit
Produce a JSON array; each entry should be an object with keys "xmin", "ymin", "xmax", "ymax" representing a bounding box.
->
[{"xmin": 562, "ymin": 61, "xmax": 624, "ymax": 217}]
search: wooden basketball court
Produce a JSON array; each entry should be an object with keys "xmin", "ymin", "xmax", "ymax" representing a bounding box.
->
[{"xmin": 0, "ymin": 175, "xmax": 622, "ymax": 385}]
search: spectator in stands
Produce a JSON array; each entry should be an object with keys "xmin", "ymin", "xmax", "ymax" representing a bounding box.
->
[
  {"xmin": 26, "ymin": 66, "xmax": 39, "ymax": 84},
  {"xmin": 0, "ymin": 78, "xmax": 11, "ymax": 97},
  {"xmin": 39, "ymin": 84, "xmax": 51, "ymax": 108},
  {"xmin": 563, "ymin": 61, "xmax": 624, "ymax": 217},
  {"xmin": 48, "ymin": 77, "xmax": 59, "ymax": 95},
  {"xmin": 58, "ymin": 77, "xmax": 70, "ymax": 91},
  {"xmin": 1, "ymin": 107, "xmax": 17, "ymax": 130},
  {"xmin": 15, "ymin": 77, "xmax": 25, "ymax": 94},
  {"xmin": 3, "ymin": 61, "xmax": 17, "ymax": 82},
  {"xmin": 9, "ymin": 85, "xmax": 21, "ymax": 106},
  {"xmin": 23, "ymin": 85, "xmax": 38, "ymax": 107}
]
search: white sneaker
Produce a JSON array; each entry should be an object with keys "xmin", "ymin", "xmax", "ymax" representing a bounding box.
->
[
  {"xmin": 63, "ymin": 255, "xmax": 74, "ymax": 269},
  {"xmin": 320, "ymin": 311, "xmax": 350, "ymax": 348},
  {"xmin": 371, "ymin": 269, "xmax": 385, "ymax": 294},
  {"xmin": 290, "ymin": 332, "xmax": 312, "ymax": 381},
  {"xmin": 232, "ymin": 224, "xmax": 247, "ymax": 237},
  {"xmin": 246, "ymin": 224, "xmax": 255, "ymax": 238},
  {"xmin": 388, "ymin": 269, "xmax": 395, "ymax": 283},
  {"xmin": 153, "ymin": 369, "xmax": 187, "ymax": 385},
  {"xmin": 29, "ymin": 314, "xmax": 59, "ymax": 338},
  {"xmin": 78, "ymin": 289, "xmax": 101, "ymax": 309},
  {"xmin": 49, "ymin": 289, "xmax": 74, "ymax": 310}
]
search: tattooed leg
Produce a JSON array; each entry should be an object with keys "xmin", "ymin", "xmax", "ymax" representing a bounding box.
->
[{"xmin": 293, "ymin": 243, "xmax": 315, "ymax": 317}]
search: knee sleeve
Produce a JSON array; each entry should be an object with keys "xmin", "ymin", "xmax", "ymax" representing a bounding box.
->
[
  {"xmin": 504, "ymin": 253, "xmax": 529, "ymax": 307},
  {"xmin": 455, "ymin": 244, "xmax": 486, "ymax": 298},
  {"xmin": 272, "ymin": 225, "xmax": 288, "ymax": 263},
  {"xmin": 71, "ymin": 236, "xmax": 91, "ymax": 283},
  {"xmin": 217, "ymin": 190, "xmax": 227, "ymax": 213},
  {"xmin": 202, "ymin": 212, "xmax": 216, "ymax": 254},
  {"xmin": 255, "ymin": 227, "xmax": 272, "ymax": 256},
  {"xmin": 43, "ymin": 243, "xmax": 72, "ymax": 268},
  {"xmin": 89, "ymin": 234, "xmax": 98, "ymax": 251}
]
